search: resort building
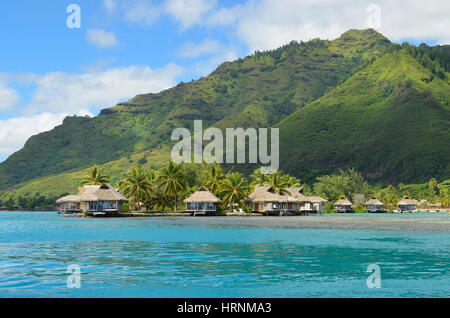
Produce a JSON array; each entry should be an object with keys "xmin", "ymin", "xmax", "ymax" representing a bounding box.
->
[
  {"xmin": 56, "ymin": 183, "xmax": 128, "ymax": 213},
  {"xmin": 334, "ymin": 198, "xmax": 354, "ymax": 213},
  {"xmin": 365, "ymin": 198, "xmax": 385, "ymax": 213},
  {"xmin": 308, "ymin": 196, "xmax": 328, "ymax": 212},
  {"xmin": 397, "ymin": 196, "xmax": 418, "ymax": 212},
  {"xmin": 184, "ymin": 186, "xmax": 221, "ymax": 214},
  {"xmin": 248, "ymin": 186, "xmax": 300, "ymax": 214},
  {"xmin": 285, "ymin": 187, "xmax": 313, "ymax": 212}
]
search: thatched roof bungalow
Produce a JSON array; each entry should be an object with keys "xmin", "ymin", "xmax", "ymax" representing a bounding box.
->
[
  {"xmin": 365, "ymin": 198, "xmax": 385, "ymax": 213},
  {"xmin": 309, "ymin": 196, "xmax": 328, "ymax": 212},
  {"xmin": 285, "ymin": 187, "xmax": 314, "ymax": 212},
  {"xmin": 248, "ymin": 186, "xmax": 300, "ymax": 214},
  {"xmin": 56, "ymin": 183, "xmax": 128, "ymax": 213},
  {"xmin": 334, "ymin": 198, "xmax": 353, "ymax": 213},
  {"xmin": 184, "ymin": 186, "xmax": 221, "ymax": 213},
  {"xmin": 397, "ymin": 196, "xmax": 418, "ymax": 212}
]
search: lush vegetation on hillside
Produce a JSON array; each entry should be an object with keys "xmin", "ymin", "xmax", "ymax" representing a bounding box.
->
[
  {"xmin": 0, "ymin": 29, "xmax": 393, "ymax": 190},
  {"xmin": 0, "ymin": 29, "xmax": 448, "ymax": 195},
  {"xmin": 402, "ymin": 42, "xmax": 450, "ymax": 79},
  {"xmin": 276, "ymin": 49, "xmax": 449, "ymax": 184}
]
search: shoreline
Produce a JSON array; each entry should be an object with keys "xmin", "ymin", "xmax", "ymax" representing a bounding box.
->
[{"xmin": 62, "ymin": 212, "xmax": 450, "ymax": 231}]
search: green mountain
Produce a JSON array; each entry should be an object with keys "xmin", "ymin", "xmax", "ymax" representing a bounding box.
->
[
  {"xmin": 0, "ymin": 29, "xmax": 448, "ymax": 194},
  {"xmin": 276, "ymin": 49, "xmax": 450, "ymax": 184},
  {"xmin": 0, "ymin": 29, "xmax": 393, "ymax": 191}
]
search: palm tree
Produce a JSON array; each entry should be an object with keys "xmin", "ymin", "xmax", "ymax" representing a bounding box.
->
[
  {"xmin": 118, "ymin": 167, "xmax": 151, "ymax": 211},
  {"xmin": 81, "ymin": 165, "xmax": 110, "ymax": 185},
  {"xmin": 140, "ymin": 169, "xmax": 158, "ymax": 211},
  {"xmin": 219, "ymin": 172, "xmax": 250, "ymax": 210},
  {"xmin": 147, "ymin": 169, "xmax": 157, "ymax": 184},
  {"xmin": 250, "ymin": 167, "xmax": 269, "ymax": 187},
  {"xmin": 156, "ymin": 160, "xmax": 186, "ymax": 211},
  {"xmin": 439, "ymin": 189, "xmax": 450, "ymax": 208},
  {"xmin": 266, "ymin": 172, "xmax": 289, "ymax": 194},
  {"xmin": 377, "ymin": 185, "xmax": 400, "ymax": 212},
  {"xmin": 281, "ymin": 174, "xmax": 301, "ymax": 187},
  {"xmin": 428, "ymin": 178, "xmax": 439, "ymax": 195},
  {"xmin": 202, "ymin": 164, "xmax": 224, "ymax": 195}
]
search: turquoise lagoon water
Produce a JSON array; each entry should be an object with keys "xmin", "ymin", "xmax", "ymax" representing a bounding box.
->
[{"xmin": 0, "ymin": 212, "xmax": 449, "ymax": 298}]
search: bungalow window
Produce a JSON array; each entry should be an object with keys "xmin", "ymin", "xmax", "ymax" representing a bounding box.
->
[{"xmin": 90, "ymin": 202, "xmax": 98, "ymax": 211}]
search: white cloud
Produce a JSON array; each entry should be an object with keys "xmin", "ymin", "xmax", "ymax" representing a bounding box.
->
[
  {"xmin": 25, "ymin": 64, "xmax": 183, "ymax": 114},
  {"xmin": 204, "ymin": 5, "xmax": 243, "ymax": 27},
  {"xmin": 0, "ymin": 80, "xmax": 20, "ymax": 110},
  {"xmin": 0, "ymin": 63, "xmax": 183, "ymax": 159},
  {"xmin": 372, "ymin": 1, "xmax": 450, "ymax": 44},
  {"xmin": 102, "ymin": 0, "xmax": 450, "ymax": 48},
  {"xmin": 103, "ymin": 0, "xmax": 118, "ymax": 13},
  {"xmin": 124, "ymin": 0, "xmax": 162, "ymax": 26},
  {"xmin": 116, "ymin": 0, "xmax": 217, "ymax": 28},
  {"xmin": 0, "ymin": 112, "xmax": 70, "ymax": 157},
  {"xmin": 86, "ymin": 28, "xmax": 119, "ymax": 48},
  {"xmin": 207, "ymin": 0, "xmax": 367, "ymax": 52},
  {"xmin": 179, "ymin": 39, "xmax": 221, "ymax": 58},
  {"xmin": 164, "ymin": 0, "xmax": 217, "ymax": 29},
  {"xmin": 204, "ymin": 0, "xmax": 450, "ymax": 51}
]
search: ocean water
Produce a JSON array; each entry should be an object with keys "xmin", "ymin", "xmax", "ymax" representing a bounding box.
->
[{"xmin": 0, "ymin": 212, "xmax": 449, "ymax": 298}]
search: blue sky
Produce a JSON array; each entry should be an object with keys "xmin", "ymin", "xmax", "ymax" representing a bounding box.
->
[{"xmin": 0, "ymin": 0, "xmax": 449, "ymax": 162}]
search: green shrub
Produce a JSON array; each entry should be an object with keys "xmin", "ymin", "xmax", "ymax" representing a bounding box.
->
[
  {"xmin": 121, "ymin": 203, "xmax": 130, "ymax": 213},
  {"xmin": 354, "ymin": 206, "xmax": 366, "ymax": 213},
  {"xmin": 137, "ymin": 157, "xmax": 147, "ymax": 166},
  {"xmin": 243, "ymin": 206, "xmax": 253, "ymax": 213},
  {"xmin": 322, "ymin": 202, "xmax": 335, "ymax": 213}
]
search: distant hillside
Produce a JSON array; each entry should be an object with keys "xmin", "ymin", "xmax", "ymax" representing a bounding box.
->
[
  {"xmin": 0, "ymin": 29, "xmax": 393, "ymax": 191},
  {"xmin": 276, "ymin": 49, "xmax": 450, "ymax": 184}
]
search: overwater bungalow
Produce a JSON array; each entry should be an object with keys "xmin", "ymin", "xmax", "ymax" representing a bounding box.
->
[
  {"xmin": 334, "ymin": 198, "xmax": 353, "ymax": 213},
  {"xmin": 56, "ymin": 183, "xmax": 128, "ymax": 214},
  {"xmin": 285, "ymin": 187, "xmax": 314, "ymax": 212},
  {"xmin": 365, "ymin": 197, "xmax": 385, "ymax": 213},
  {"xmin": 397, "ymin": 196, "xmax": 418, "ymax": 212},
  {"xmin": 184, "ymin": 186, "xmax": 221, "ymax": 215},
  {"xmin": 308, "ymin": 196, "xmax": 328, "ymax": 212},
  {"xmin": 248, "ymin": 186, "xmax": 300, "ymax": 215}
]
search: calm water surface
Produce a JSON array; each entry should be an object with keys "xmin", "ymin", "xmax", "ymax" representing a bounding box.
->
[{"xmin": 0, "ymin": 212, "xmax": 449, "ymax": 298}]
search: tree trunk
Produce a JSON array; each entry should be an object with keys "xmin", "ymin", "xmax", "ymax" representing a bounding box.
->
[{"xmin": 174, "ymin": 195, "xmax": 177, "ymax": 212}]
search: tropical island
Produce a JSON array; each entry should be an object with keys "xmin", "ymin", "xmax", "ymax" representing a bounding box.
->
[{"xmin": 0, "ymin": 29, "xmax": 448, "ymax": 214}]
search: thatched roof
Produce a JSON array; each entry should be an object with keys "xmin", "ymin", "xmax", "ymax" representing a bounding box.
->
[
  {"xmin": 56, "ymin": 195, "xmax": 81, "ymax": 203},
  {"xmin": 334, "ymin": 198, "xmax": 353, "ymax": 206},
  {"xmin": 248, "ymin": 186, "xmax": 300, "ymax": 203},
  {"xmin": 56, "ymin": 183, "xmax": 128, "ymax": 203},
  {"xmin": 397, "ymin": 196, "xmax": 418, "ymax": 206},
  {"xmin": 285, "ymin": 187, "xmax": 311, "ymax": 202},
  {"xmin": 309, "ymin": 196, "xmax": 328, "ymax": 203},
  {"xmin": 365, "ymin": 198, "xmax": 384, "ymax": 206},
  {"xmin": 184, "ymin": 186, "xmax": 221, "ymax": 203}
]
